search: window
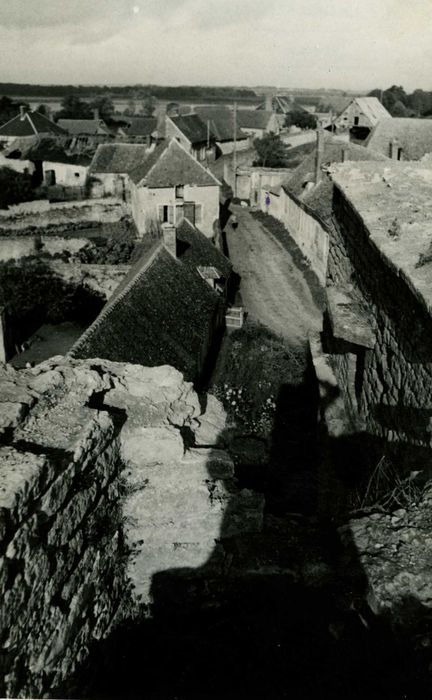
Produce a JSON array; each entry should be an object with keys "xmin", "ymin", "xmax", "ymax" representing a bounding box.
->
[
  {"xmin": 175, "ymin": 185, "xmax": 184, "ymax": 199},
  {"xmin": 354, "ymin": 116, "xmax": 359, "ymax": 126},
  {"xmin": 74, "ymin": 172, "xmax": 80, "ymax": 178},
  {"xmin": 397, "ymin": 148, "xmax": 403, "ymax": 161},
  {"xmin": 158, "ymin": 205, "xmax": 174, "ymax": 224}
]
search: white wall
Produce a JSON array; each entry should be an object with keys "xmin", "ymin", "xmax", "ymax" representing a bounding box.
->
[
  {"xmin": 260, "ymin": 187, "xmax": 329, "ymax": 285},
  {"xmin": 335, "ymin": 101, "xmax": 373, "ymax": 130},
  {"xmin": 90, "ymin": 172, "xmax": 128, "ymax": 198},
  {"xmin": 0, "ymin": 154, "xmax": 35, "ymax": 175},
  {"xmin": 43, "ymin": 161, "xmax": 89, "ymax": 188},
  {"xmin": 130, "ymin": 183, "xmax": 219, "ymax": 239}
]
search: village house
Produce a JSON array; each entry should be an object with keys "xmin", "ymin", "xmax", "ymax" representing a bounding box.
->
[
  {"xmin": 332, "ymin": 96, "xmax": 391, "ymax": 137},
  {"xmin": 0, "ymin": 106, "xmax": 67, "ymax": 147},
  {"xmin": 165, "ymin": 113, "xmax": 216, "ymax": 162},
  {"xmin": 58, "ymin": 116, "xmax": 112, "ymax": 152},
  {"xmin": 115, "ymin": 116, "xmax": 159, "ymax": 145},
  {"xmin": 0, "ymin": 135, "xmax": 91, "ymax": 188},
  {"xmin": 195, "ymin": 107, "xmax": 250, "ymax": 156},
  {"xmin": 89, "ymin": 143, "xmax": 151, "ymax": 198},
  {"xmin": 69, "ymin": 227, "xmax": 229, "ymax": 383},
  {"xmin": 365, "ymin": 117, "xmax": 432, "ymax": 160},
  {"xmin": 129, "ymin": 138, "xmax": 221, "ymax": 239},
  {"xmin": 236, "ymin": 109, "xmax": 280, "ymax": 138}
]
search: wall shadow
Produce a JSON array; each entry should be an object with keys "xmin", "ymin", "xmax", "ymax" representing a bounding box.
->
[{"xmin": 54, "ymin": 347, "xmax": 432, "ymax": 700}]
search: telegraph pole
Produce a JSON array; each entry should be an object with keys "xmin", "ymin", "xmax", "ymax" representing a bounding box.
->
[{"xmin": 233, "ymin": 101, "xmax": 237, "ymax": 199}]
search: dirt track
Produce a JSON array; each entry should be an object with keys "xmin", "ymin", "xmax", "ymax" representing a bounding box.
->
[{"xmin": 225, "ymin": 206, "xmax": 322, "ymax": 345}]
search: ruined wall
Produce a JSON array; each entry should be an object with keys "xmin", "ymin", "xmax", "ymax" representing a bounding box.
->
[
  {"xmin": 326, "ymin": 186, "xmax": 432, "ymax": 457},
  {"xmin": 0, "ymin": 198, "xmax": 128, "ymax": 231},
  {"xmin": 0, "ymin": 357, "xmax": 264, "ymax": 698},
  {"xmin": 48, "ymin": 261, "xmax": 130, "ymax": 299}
]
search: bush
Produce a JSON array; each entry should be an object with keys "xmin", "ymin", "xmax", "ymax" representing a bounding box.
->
[{"xmin": 0, "ymin": 167, "xmax": 36, "ymax": 209}]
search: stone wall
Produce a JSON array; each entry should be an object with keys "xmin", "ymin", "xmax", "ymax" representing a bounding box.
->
[
  {"xmin": 0, "ymin": 198, "xmax": 128, "ymax": 231},
  {"xmin": 0, "ymin": 357, "xmax": 264, "ymax": 697},
  {"xmin": 49, "ymin": 261, "xmax": 130, "ymax": 299},
  {"xmin": 325, "ymin": 185, "xmax": 432, "ymax": 459}
]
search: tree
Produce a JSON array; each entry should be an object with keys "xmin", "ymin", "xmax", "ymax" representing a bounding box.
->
[
  {"xmin": 0, "ymin": 96, "xmax": 29, "ymax": 126},
  {"xmin": 56, "ymin": 95, "xmax": 93, "ymax": 120},
  {"xmin": 123, "ymin": 99, "xmax": 136, "ymax": 116},
  {"xmin": 141, "ymin": 95, "xmax": 156, "ymax": 117},
  {"xmin": 0, "ymin": 167, "xmax": 35, "ymax": 209},
  {"xmin": 391, "ymin": 100, "xmax": 411, "ymax": 117},
  {"xmin": 166, "ymin": 102, "xmax": 180, "ymax": 117},
  {"xmin": 36, "ymin": 104, "xmax": 49, "ymax": 117},
  {"xmin": 253, "ymin": 133, "xmax": 288, "ymax": 168},
  {"xmin": 90, "ymin": 95, "xmax": 114, "ymax": 120},
  {"xmin": 285, "ymin": 109, "xmax": 317, "ymax": 130}
]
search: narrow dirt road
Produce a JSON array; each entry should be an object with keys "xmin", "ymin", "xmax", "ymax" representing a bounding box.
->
[{"xmin": 226, "ymin": 206, "xmax": 322, "ymax": 345}]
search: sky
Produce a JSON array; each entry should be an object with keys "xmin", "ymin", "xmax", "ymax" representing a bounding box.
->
[{"xmin": 0, "ymin": 0, "xmax": 431, "ymax": 91}]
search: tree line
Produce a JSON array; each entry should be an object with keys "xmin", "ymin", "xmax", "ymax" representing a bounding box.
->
[{"xmin": 368, "ymin": 85, "xmax": 432, "ymax": 117}]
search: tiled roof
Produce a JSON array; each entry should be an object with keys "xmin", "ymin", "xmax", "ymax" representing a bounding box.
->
[
  {"xmin": 129, "ymin": 138, "xmax": 221, "ymax": 187},
  {"xmin": 89, "ymin": 143, "xmax": 150, "ymax": 173},
  {"xmin": 195, "ymin": 107, "xmax": 248, "ymax": 142},
  {"xmin": 122, "ymin": 117, "xmax": 158, "ymax": 137},
  {"xmin": 0, "ymin": 111, "xmax": 67, "ymax": 137},
  {"xmin": 69, "ymin": 242, "xmax": 222, "ymax": 381},
  {"xmin": 365, "ymin": 118, "xmax": 432, "ymax": 160},
  {"xmin": 177, "ymin": 218, "xmax": 232, "ymax": 278},
  {"xmin": 168, "ymin": 114, "xmax": 212, "ymax": 145},
  {"xmin": 283, "ymin": 135, "xmax": 388, "ymax": 225},
  {"xmin": 57, "ymin": 119, "xmax": 110, "ymax": 136},
  {"xmin": 236, "ymin": 110, "xmax": 274, "ymax": 130}
]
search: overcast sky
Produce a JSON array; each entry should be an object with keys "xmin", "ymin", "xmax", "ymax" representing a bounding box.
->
[{"xmin": 1, "ymin": 0, "xmax": 431, "ymax": 91}]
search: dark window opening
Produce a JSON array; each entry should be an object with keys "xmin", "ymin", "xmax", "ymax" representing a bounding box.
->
[{"xmin": 354, "ymin": 116, "xmax": 359, "ymax": 126}]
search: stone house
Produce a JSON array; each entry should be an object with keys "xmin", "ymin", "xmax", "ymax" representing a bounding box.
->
[
  {"xmin": 194, "ymin": 107, "xmax": 250, "ymax": 156},
  {"xmin": 129, "ymin": 138, "xmax": 221, "ymax": 239},
  {"xmin": 0, "ymin": 107, "xmax": 67, "ymax": 146},
  {"xmin": 89, "ymin": 143, "xmax": 151, "ymax": 197},
  {"xmin": 165, "ymin": 113, "xmax": 216, "ymax": 162},
  {"xmin": 58, "ymin": 118, "xmax": 112, "ymax": 152},
  {"xmin": 333, "ymin": 96, "xmax": 391, "ymax": 134},
  {"xmin": 365, "ymin": 118, "xmax": 432, "ymax": 160},
  {"xmin": 236, "ymin": 110, "xmax": 281, "ymax": 138},
  {"xmin": 321, "ymin": 161, "xmax": 432, "ymax": 471},
  {"xmin": 70, "ymin": 230, "xmax": 228, "ymax": 383}
]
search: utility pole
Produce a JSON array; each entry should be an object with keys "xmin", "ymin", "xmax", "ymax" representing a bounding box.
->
[{"xmin": 233, "ymin": 101, "xmax": 237, "ymax": 199}]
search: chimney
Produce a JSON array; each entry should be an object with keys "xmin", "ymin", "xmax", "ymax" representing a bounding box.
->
[
  {"xmin": 93, "ymin": 107, "xmax": 99, "ymax": 121},
  {"xmin": 315, "ymin": 127, "xmax": 325, "ymax": 184},
  {"xmin": 162, "ymin": 223, "xmax": 177, "ymax": 257},
  {"xmin": 265, "ymin": 94, "xmax": 273, "ymax": 112},
  {"xmin": 19, "ymin": 105, "xmax": 26, "ymax": 120},
  {"xmin": 389, "ymin": 138, "xmax": 398, "ymax": 159}
]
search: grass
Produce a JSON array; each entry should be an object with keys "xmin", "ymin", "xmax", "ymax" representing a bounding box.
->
[{"xmin": 349, "ymin": 454, "xmax": 424, "ymax": 512}]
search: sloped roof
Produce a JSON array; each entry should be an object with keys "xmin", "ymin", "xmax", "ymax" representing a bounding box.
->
[
  {"xmin": 177, "ymin": 218, "xmax": 232, "ymax": 278},
  {"xmin": 365, "ymin": 118, "xmax": 432, "ymax": 160},
  {"xmin": 89, "ymin": 143, "xmax": 150, "ymax": 173},
  {"xmin": 337, "ymin": 97, "xmax": 391, "ymax": 126},
  {"xmin": 69, "ymin": 242, "xmax": 222, "ymax": 381},
  {"xmin": 195, "ymin": 107, "xmax": 248, "ymax": 142},
  {"xmin": 0, "ymin": 111, "xmax": 67, "ymax": 137},
  {"xmin": 129, "ymin": 138, "xmax": 221, "ymax": 187},
  {"xmin": 122, "ymin": 117, "xmax": 158, "ymax": 137},
  {"xmin": 6, "ymin": 136, "xmax": 91, "ymax": 166},
  {"xmin": 169, "ymin": 113, "xmax": 212, "ymax": 145},
  {"xmin": 57, "ymin": 119, "xmax": 110, "ymax": 136},
  {"xmin": 236, "ymin": 110, "xmax": 274, "ymax": 130},
  {"xmin": 283, "ymin": 135, "xmax": 388, "ymax": 225}
]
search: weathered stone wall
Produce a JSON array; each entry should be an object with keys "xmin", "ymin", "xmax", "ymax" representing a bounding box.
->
[
  {"xmin": 48, "ymin": 261, "xmax": 130, "ymax": 299},
  {"xmin": 326, "ymin": 186, "xmax": 432, "ymax": 456},
  {"xmin": 0, "ymin": 198, "xmax": 128, "ymax": 231},
  {"xmin": 0, "ymin": 358, "xmax": 264, "ymax": 697}
]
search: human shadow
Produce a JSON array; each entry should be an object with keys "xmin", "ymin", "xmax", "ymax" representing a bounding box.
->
[{"xmin": 55, "ymin": 343, "xmax": 432, "ymax": 700}]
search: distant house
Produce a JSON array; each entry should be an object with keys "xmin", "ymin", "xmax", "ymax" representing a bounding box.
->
[
  {"xmin": 129, "ymin": 138, "xmax": 221, "ymax": 239},
  {"xmin": 69, "ymin": 234, "xmax": 227, "ymax": 383},
  {"xmin": 89, "ymin": 143, "xmax": 151, "ymax": 197},
  {"xmin": 57, "ymin": 118, "xmax": 112, "ymax": 151},
  {"xmin": 116, "ymin": 117, "xmax": 159, "ymax": 145},
  {"xmin": 0, "ymin": 107, "xmax": 67, "ymax": 146},
  {"xmin": 195, "ymin": 107, "xmax": 249, "ymax": 156},
  {"xmin": 166, "ymin": 113, "xmax": 216, "ymax": 162},
  {"xmin": 333, "ymin": 97, "xmax": 391, "ymax": 134},
  {"xmin": 365, "ymin": 118, "xmax": 432, "ymax": 161},
  {"xmin": 236, "ymin": 110, "xmax": 280, "ymax": 138},
  {"xmin": 1, "ymin": 136, "xmax": 90, "ymax": 187}
]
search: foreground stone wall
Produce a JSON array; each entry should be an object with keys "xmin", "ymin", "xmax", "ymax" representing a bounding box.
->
[
  {"xmin": 0, "ymin": 358, "xmax": 263, "ymax": 697},
  {"xmin": 326, "ymin": 186, "xmax": 432, "ymax": 456}
]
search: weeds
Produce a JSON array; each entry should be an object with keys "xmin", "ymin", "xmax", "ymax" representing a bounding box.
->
[{"xmin": 349, "ymin": 454, "xmax": 424, "ymax": 512}]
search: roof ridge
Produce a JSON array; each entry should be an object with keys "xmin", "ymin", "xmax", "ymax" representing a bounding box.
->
[
  {"xmin": 26, "ymin": 113, "xmax": 38, "ymax": 135},
  {"xmin": 168, "ymin": 138, "xmax": 222, "ymax": 186}
]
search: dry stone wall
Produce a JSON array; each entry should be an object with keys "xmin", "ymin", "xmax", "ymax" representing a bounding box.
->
[
  {"xmin": 0, "ymin": 357, "xmax": 264, "ymax": 698},
  {"xmin": 326, "ymin": 186, "xmax": 432, "ymax": 457}
]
